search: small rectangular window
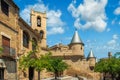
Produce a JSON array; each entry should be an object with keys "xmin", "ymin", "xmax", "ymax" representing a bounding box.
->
[{"xmin": 1, "ymin": 0, "xmax": 9, "ymax": 16}]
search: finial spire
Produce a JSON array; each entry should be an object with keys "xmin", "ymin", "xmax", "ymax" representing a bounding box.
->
[
  {"xmin": 87, "ymin": 49, "xmax": 95, "ymax": 58},
  {"xmin": 70, "ymin": 30, "xmax": 83, "ymax": 44},
  {"xmin": 75, "ymin": 28, "xmax": 77, "ymax": 31}
]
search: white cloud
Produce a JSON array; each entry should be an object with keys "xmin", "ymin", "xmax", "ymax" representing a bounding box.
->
[
  {"xmin": 86, "ymin": 40, "xmax": 91, "ymax": 43},
  {"xmin": 20, "ymin": 2, "xmax": 47, "ymax": 24},
  {"xmin": 68, "ymin": 0, "xmax": 108, "ymax": 32},
  {"xmin": 111, "ymin": 18, "xmax": 120, "ymax": 25},
  {"xmin": 47, "ymin": 10, "xmax": 63, "ymax": 27},
  {"xmin": 119, "ymin": 1, "xmax": 120, "ymax": 5},
  {"xmin": 114, "ymin": 7, "xmax": 120, "ymax": 15},
  {"xmin": 47, "ymin": 10, "xmax": 65, "ymax": 35},
  {"xmin": 107, "ymin": 34, "xmax": 119, "ymax": 47},
  {"xmin": 38, "ymin": 0, "xmax": 43, "ymax": 3},
  {"xmin": 87, "ymin": 34, "xmax": 120, "ymax": 51},
  {"xmin": 20, "ymin": 0, "xmax": 65, "ymax": 35},
  {"xmin": 47, "ymin": 27, "xmax": 64, "ymax": 35},
  {"xmin": 20, "ymin": 8, "xmax": 31, "ymax": 24},
  {"xmin": 101, "ymin": 34, "xmax": 120, "ymax": 50},
  {"xmin": 107, "ymin": 39, "xmax": 116, "ymax": 46},
  {"xmin": 64, "ymin": 37, "xmax": 72, "ymax": 40},
  {"xmin": 106, "ymin": 28, "xmax": 110, "ymax": 32},
  {"xmin": 119, "ymin": 21, "xmax": 120, "ymax": 25},
  {"xmin": 111, "ymin": 19, "xmax": 115, "ymax": 25},
  {"xmin": 113, "ymin": 34, "xmax": 119, "ymax": 40},
  {"xmin": 85, "ymin": 39, "xmax": 97, "ymax": 49}
]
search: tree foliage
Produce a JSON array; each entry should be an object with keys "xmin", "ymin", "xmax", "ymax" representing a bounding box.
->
[
  {"xmin": 0, "ymin": 47, "xmax": 3, "ymax": 54},
  {"xmin": 32, "ymin": 55, "xmax": 48, "ymax": 80},
  {"xmin": 94, "ymin": 53, "xmax": 120, "ymax": 80},
  {"xmin": 19, "ymin": 51, "xmax": 50, "ymax": 80},
  {"xmin": 19, "ymin": 51, "xmax": 35, "ymax": 71},
  {"xmin": 114, "ymin": 52, "xmax": 120, "ymax": 58},
  {"xmin": 46, "ymin": 57, "xmax": 68, "ymax": 79},
  {"xmin": 19, "ymin": 51, "xmax": 68, "ymax": 80},
  {"xmin": 19, "ymin": 40, "xmax": 68, "ymax": 80}
]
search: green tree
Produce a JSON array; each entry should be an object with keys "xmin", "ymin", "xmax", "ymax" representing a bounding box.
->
[
  {"xmin": 114, "ymin": 52, "xmax": 120, "ymax": 58},
  {"xmin": 19, "ymin": 51, "xmax": 52, "ymax": 80},
  {"xmin": 0, "ymin": 47, "xmax": 3, "ymax": 54},
  {"xmin": 33, "ymin": 58, "xmax": 44, "ymax": 80},
  {"xmin": 19, "ymin": 40, "xmax": 68, "ymax": 80},
  {"xmin": 94, "ymin": 57, "xmax": 120, "ymax": 80},
  {"xmin": 19, "ymin": 51, "xmax": 35, "ymax": 72},
  {"xmin": 33, "ymin": 53, "xmax": 52, "ymax": 80},
  {"xmin": 19, "ymin": 40, "xmax": 45, "ymax": 80},
  {"xmin": 46, "ymin": 58, "xmax": 68, "ymax": 79},
  {"xmin": 94, "ymin": 59, "xmax": 108, "ymax": 80},
  {"xmin": 114, "ymin": 52, "xmax": 120, "ymax": 80}
]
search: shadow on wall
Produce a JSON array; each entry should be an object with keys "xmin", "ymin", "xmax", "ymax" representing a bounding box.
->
[{"xmin": 52, "ymin": 55, "xmax": 84, "ymax": 62}]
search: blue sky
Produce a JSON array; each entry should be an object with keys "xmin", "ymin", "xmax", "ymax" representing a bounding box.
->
[{"xmin": 14, "ymin": 0, "xmax": 120, "ymax": 59}]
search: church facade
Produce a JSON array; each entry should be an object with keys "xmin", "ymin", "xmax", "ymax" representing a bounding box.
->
[{"xmin": 0, "ymin": 0, "xmax": 99, "ymax": 80}]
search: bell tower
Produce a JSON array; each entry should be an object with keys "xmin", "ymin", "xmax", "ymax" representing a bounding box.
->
[{"xmin": 30, "ymin": 10, "xmax": 47, "ymax": 48}]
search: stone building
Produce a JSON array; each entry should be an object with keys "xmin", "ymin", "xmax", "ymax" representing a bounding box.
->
[
  {"xmin": 49, "ymin": 30, "xmax": 97, "ymax": 79},
  {"xmin": 0, "ymin": 0, "xmax": 98, "ymax": 80}
]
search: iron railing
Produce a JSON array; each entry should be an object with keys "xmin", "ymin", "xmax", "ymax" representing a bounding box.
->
[{"xmin": 2, "ymin": 45, "xmax": 16, "ymax": 57}]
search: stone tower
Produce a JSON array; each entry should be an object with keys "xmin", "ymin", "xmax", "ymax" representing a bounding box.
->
[
  {"xmin": 108, "ymin": 52, "xmax": 112, "ymax": 58},
  {"xmin": 87, "ymin": 49, "xmax": 96, "ymax": 70},
  {"xmin": 30, "ymin": 10, "xmax": 47, "ymax": 48},
  {"xmin": 69, "ymin": 30, "xmax": 84, "ymax": 57}
]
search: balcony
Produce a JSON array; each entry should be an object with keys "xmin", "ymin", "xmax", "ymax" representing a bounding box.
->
[{"xmin": 2, "ymin": 46, "xmax": 16, "ymax": 58}]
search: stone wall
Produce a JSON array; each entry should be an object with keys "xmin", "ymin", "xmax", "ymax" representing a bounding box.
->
[{"xmin": 4, "ymin": 60, "xmax": 16, "ymax": 80}]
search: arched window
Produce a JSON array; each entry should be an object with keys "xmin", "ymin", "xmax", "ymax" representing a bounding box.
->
[
  {"xmin": 32, "ymin": 38, "xmax": 37, "ymax": 50},
  {"xmin": 37, "ymin": 16, "xmax": 41, "ymax": 27},
  {"xmin": 23, "ymin": 31, "xmax": 29, "ymax": 48},
  {"xmin": 40, "ymin": 30, "xmax": 44, "ymax": 39}
]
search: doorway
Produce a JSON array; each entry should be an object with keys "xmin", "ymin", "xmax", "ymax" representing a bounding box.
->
[
  {"xmin": 0, "ymin": 68, "xmax": 4, "ymax": 80},
  {"xmin": 29, "ymin": 67, "xmax": 34, "ymax": 80}
]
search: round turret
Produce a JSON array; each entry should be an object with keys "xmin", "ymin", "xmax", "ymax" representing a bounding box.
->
[
  {"xmin": 69, "ymin": 30, "xmax": 84, "ymax": 57},
  {"xmin": 87, "ymin": 49, "xmax": 96, "ymax": 70}
]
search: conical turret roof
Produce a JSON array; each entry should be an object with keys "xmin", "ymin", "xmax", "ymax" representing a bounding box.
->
[
  {"xmin": 71, "ymin": 30, "xmax": 83, "ymax": 44},
  {"xmin": 87, "ymin": 49, "xmax": 95, "ymax": 58}
]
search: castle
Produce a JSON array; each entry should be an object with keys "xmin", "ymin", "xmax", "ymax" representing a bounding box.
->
[{"xmin": 0, "ymin": 0, "xmax": 98, "ymax": 80}]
